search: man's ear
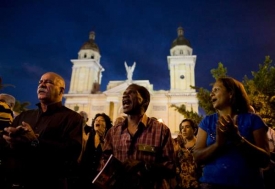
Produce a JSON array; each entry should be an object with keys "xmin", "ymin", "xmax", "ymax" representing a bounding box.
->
[
  {"xmin": 10, "ymin": 103, "xmax": 14, "ymax": 109},
  {"xmin": 59, "ymin": 88, "xmax": 64, "ymax": 95},
  {"xmin": 142, "ymin": 100, "xmax": 149, "ymax": 107}
]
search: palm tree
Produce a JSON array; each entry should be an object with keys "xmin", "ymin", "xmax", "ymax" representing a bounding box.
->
[
  {"xmin": 0, "ymin": 77, "xmax": 15, "ymax": 89},
  {"xmin": 13, "ymin": 100, "xmax": 31, "ymax": 116}
]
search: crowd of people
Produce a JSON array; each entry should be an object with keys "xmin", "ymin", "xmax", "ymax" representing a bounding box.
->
[{"xmin": 0, "ymin": 72, "xmax": 274, "ymax": 189}]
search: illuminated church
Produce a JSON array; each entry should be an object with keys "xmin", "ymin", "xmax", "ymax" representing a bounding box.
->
[{"xmin": 64, "ymin": 27, "xmax": 198, "ymax": 134}]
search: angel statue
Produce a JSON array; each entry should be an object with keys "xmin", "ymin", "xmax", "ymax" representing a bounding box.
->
[{"xmin": 124, "ymin": 62, "xmax": 136, "ymax": 81}]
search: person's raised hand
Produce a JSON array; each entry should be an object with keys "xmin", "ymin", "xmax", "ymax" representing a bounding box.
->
[{"xmin": 218, "ymin": 115, "xmax": 239, "ymax": 138}]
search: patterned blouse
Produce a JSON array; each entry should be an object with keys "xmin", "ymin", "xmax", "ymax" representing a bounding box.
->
[{"xmin": 174, "ymin": 139, "xmax": 199, "ymax": 189}]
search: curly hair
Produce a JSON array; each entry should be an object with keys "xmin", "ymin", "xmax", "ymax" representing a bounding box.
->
[{"xmin": 91, "ymin": 113, "xmax": 113, "ymax": 136}]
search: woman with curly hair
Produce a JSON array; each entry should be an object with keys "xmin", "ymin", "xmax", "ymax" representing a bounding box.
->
[{"xmin": 77, "ymin": 113, "xmax": 113, "ymax": 189}]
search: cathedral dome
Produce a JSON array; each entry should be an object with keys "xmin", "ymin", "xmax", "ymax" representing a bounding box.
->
[
  {"xmin": 80, "ymin": 31, "xmax": 100, "ymax": 53},
  {"xmin": 171, "ymin": 27, "xmax": 191, "ymax": 48}
]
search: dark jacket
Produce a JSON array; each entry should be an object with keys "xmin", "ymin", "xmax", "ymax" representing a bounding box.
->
[{"xmin": 4, "ymin": 102, "xmax": 83, "ymax": 189}]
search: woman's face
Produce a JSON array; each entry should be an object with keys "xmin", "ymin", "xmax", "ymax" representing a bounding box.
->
[
  {"xmin": 180, "ymin": 121, "xmax": 195, "ymax": 140},
  {"xmin": 94, "ymin": 116, "xmax": 106, "ymax": 135},
  {"xmin": 210, "ymin": 81, "xmax": 232, "ymax": 110}
]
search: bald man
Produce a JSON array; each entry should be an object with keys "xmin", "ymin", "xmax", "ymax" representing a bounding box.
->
[{"xmin": 3, "ymin": 72, "xmax": 83, "ymax": 189}]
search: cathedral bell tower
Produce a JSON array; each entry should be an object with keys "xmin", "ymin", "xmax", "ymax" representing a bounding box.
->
[
  {"xmin": 68, "ymin": 31, "xmax": 104, "ymax": 94},
  {"xmin": 167, "ymin": 27, "xmax": 196, "ymax": 92}
]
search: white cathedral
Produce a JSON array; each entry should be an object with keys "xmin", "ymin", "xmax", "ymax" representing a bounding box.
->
[{"xmin": 64, "ymin": 26, "xmax": 198, "ymax": 135}]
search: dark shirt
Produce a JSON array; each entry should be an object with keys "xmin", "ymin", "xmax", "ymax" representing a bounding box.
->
[
  {"xmin": 81, "ymin": 129, "xmax": 102, "ymax": 175},
  {"xmin": 84, "ymin": 124, "xmax": 92, "ymax": 135},
  {"xmin": 79, "ymin": 129, "xmax": 103, "ymax": 188},
  {"xmin": 5, "ymin": 102, "xmax": 83, "ymax": 189}
]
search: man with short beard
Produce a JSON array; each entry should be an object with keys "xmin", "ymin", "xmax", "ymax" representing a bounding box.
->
[{"xmin": 3, "ymin": 72, "xmax": 83, "ymax": 189}]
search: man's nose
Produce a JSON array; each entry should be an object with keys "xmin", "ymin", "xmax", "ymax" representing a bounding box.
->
[{"xmin": 38, "ymin": 81, "xmax": 47, "ymax": 87}]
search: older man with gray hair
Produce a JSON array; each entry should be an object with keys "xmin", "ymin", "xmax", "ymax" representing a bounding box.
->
[{"xmin": 0, "ymin": 93, "xmax": 15, "ymax": 110}]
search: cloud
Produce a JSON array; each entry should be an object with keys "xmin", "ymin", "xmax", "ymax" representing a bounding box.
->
[{"xmin": 22, "ymin": 63, "xmax": 46, "ymax": 77}]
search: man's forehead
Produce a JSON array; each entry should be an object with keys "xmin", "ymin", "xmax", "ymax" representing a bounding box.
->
[
  {"xmin": 40, "ymin": 74, "xmax": 55, "ymax": 80},
  {"xmin": 126, "ymin": 85, "xmax": 138, "ymax": 91},
  {"xmin": 126, "ymin": 85, "xmax": 134, "ymax": 89}
]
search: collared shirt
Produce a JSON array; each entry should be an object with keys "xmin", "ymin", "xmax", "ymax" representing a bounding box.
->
[
  {"xmin": 8, "ymin": 101, "xmax": 83, "ymax": 189},
  {"xmin": 102, "ymin": 114, "xmax": 175, "ymax": 189}
]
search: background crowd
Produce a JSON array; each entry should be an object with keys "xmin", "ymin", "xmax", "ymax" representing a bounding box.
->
[{"xmin": 0, "ymin": 72, "xmax": 274, "ymax": 189}]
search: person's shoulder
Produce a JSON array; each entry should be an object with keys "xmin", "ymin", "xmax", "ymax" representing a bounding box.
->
[
  {"xmin": 61, "ymin": 106, "xmax": 79, "ymax": 113},
  {"xmin": 110, "ymin": 123, "xmax": 122, "ymax": 131},
  {"xmin": 0, "ymin": 101, "xmax": 6, "ymax": 106},
  {"xmin": 0, "ymin": 101, "xmax": 10, "ymax": 109},
  {"xmin": 59, "ymin": 106, "xmax": 83, "ymax": 118},
  {"xmin": 12, "ymin": 109, "xmax": 37, "ymax": 122},
  {"xmin": 106, "ymin": 122, "xmax": 125, "ymax": 136},
  {"xmin": 239, "ymin": 112, "xmax": 262, "ymax": 120},
  {"xmin": 198, "ymin": 113, "xmax": 218, "ymax": 130},
  {"xmin": 238, "ymin": 113, "xmax": 267, "ymax": 130},
  {"xmin": 18, "ymin": 109, "xmax": 37, "ymax": 115},
  {"xmin": 205, "ymin": 113, "xmax": 218, "ymax": 118},
  {"xmin": 200, "ymin": 113, "xmax": 218, "ymax": 122},
  {"xmin": 148, "ymin": 117, "xmax": 170, "ymax": 129}
]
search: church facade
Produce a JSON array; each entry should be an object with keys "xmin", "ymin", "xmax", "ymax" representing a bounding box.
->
[{"xmin": 64, "ymin": 27, "xmax": 198, "ymax": 134}]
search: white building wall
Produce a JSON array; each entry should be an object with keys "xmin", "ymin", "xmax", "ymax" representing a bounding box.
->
[{"xmin": 64, "ymin": 29, "xmax": 199, "ymax": 135}]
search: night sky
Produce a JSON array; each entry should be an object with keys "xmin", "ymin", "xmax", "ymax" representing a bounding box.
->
[{"xmin": 1, "ymin": 0, "xmax": 275, "ymax": 110}]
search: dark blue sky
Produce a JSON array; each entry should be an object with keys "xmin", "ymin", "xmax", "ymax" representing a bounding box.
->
[{"xmin": 1, "ymin": 0, "xmax": 275, "ymax": 109}]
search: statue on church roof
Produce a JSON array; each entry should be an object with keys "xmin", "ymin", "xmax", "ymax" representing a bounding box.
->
[{"xmin": 124, "ymin": 62, "xmax": 136, "ymax": 81}]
